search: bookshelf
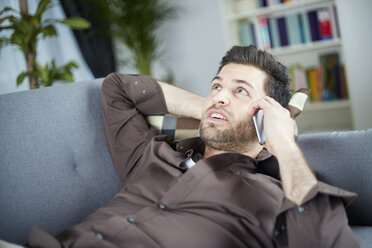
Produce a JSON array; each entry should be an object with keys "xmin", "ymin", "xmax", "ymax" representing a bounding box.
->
[{"xmin": 220, "ymin": 0, "xmax": 353, "ymax": 133}]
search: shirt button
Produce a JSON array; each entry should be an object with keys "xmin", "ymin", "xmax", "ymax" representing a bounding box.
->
[
  {"xmin": 127, "ymin": 217, "xmax": 136, "ymax": 224},
  {"xmin": 274, "ymin": 229, "xmax": 280, "ymax": 236},
  {"xmin": 185, "ymin": 150, "xmax": 192, "ymax": 157},
  {"xmin": 298, "ymin": 206, "xmax": 305, "ymax": 213},
  {"xmin": 158, "ymin": 203, "xmax": 166, "ymax": 210},
  {"xmin": 142, "ymin": 90, "xmax": 146, "ymax": 94},
  {"xmin": 96, "ymin": 233, "xmax": 104, "ymax": 240},
  {"xmin": 135, "ymin": 81, "xmax": 138, "ymax": 85}
]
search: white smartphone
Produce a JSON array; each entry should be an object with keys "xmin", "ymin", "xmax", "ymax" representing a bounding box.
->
[{"xmin": 252, "ymin": 110, "xmax": 267, "ymax": 145}]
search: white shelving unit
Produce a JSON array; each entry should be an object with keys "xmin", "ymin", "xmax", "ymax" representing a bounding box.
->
[{"xmin": 220, "ymin": 0, "xmax": 353, "ymax": 133}]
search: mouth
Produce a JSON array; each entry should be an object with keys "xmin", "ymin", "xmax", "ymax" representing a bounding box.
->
[{"xmin": 206, "ymin": 109, "xmax": 229, "ymax": 123}]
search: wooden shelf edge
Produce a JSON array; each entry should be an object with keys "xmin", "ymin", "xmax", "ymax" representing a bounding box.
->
[
  {"xmin": 303, "ymin": 100, "xmax": 350, "ymax": 112},
  {"xmin": 269, "ymin": 39, "xmax": 342, "ymax": 56}
]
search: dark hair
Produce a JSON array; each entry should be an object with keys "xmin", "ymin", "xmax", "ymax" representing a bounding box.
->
[{"xmin": 218, "ymin": 45, "xmax": 291, "ymax": 107}]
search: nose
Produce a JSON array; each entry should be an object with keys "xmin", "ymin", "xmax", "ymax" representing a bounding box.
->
[{"xmin": 212, "ymin": 89, "xmax": 230, "ymax": 107}]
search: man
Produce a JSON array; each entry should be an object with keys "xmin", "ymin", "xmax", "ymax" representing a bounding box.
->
[{"xmin": 18, "ymin": 45, "xmax": 359, "ymax": 247}]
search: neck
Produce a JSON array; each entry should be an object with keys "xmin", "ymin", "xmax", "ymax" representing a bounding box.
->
[{"xmin": 203, "ymin": 143, "xmax": 263, "ymax": 159}]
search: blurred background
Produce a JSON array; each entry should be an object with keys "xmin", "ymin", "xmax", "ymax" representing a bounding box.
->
[{"xmin": 0, "ymin": 0, "xmax": 371, "ymax": 133}]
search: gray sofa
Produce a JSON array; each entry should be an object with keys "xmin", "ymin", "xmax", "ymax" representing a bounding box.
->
[{"xmin": 0, "ymin": 79, "xmax": 371, "ymax": 247}]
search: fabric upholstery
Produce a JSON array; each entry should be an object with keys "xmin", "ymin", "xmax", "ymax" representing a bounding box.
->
[
  {"xmin": 297, "ymin": 130, "xmax": 372, "ymax": 226},
  {"xmin": 0, "ymin": 79, "xmax": 121, "ymax": 245}
]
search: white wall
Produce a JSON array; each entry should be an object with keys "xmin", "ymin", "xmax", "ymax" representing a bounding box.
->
[
  {"xmin": 159, "ymin": 0, "xmax": 227, "ymax": 97},
  {"xmin": 336, "ymin": 0, "xmax": 372, "ymax": 130}
]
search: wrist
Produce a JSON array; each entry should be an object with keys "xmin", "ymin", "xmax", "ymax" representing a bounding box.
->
[{"xmin": 269, "ymin": 138, "xmax": 298, "ymax": 159}]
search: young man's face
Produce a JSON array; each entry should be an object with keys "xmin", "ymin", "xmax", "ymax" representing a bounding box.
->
[{"xmin": 199, "ymin": 63, "xmax": 267, "ymax": 152}]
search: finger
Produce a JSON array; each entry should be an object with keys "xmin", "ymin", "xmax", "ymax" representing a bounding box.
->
[
  {"xmin": 264, "ymin": 96, "xmax": 282, "ymax": 107},
  {"xmin": 247, "ymin": 98, "xmax": 270, "ymax": 116}
]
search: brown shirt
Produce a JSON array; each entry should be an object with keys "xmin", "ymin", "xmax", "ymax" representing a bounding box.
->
[{"xmin": 29, "ymin": 73, "xmax": 360, "ymax": 248}]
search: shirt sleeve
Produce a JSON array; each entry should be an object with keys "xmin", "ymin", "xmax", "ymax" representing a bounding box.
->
[
  {"xmin": 101, "ymin": 73, "xmax": 168, "ymax": 185},
  {"xmin": 274, "ymin": 182, "xmax": 360, "ymax": 248}
]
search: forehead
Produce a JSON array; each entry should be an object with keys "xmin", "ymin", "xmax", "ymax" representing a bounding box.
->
[
  {"xmin": 214, "ymin": 63, "xmax": 267, "ymax": 94},
  {"xmin": 217, "ymin": 63, "xmax": 267, "ymax": 83}
]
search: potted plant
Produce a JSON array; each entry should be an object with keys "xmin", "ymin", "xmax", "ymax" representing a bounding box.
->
[
  {"xmin": 87, "ymin": 0, "xmax": 178, "ymax": 76},
  {"xmin": 0, "ymin": 0, "xmax": 90, "ymax": 89}
]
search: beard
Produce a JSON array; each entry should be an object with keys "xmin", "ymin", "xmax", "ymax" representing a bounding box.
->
[{"xmin": 199, "ymin": 113, "xmax": 258, "ymax": 154}]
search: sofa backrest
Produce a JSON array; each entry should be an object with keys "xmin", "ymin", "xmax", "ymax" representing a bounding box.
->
[
  {"xmin": 297, "ymin": 129, "xmax": 372, "ymax": 226},
  {"xmin": 0, "ymin": 80, "xmax": 121, "ymax": 245}
]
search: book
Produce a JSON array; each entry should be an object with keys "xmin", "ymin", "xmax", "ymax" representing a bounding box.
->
[
  {"xmin": 340, "ymin": 65, "xmax": 348, "ymax": 99},
  {"xmin": 317, "ymin": 8, "xmax": 333, "ymax": 40},
  {"xmin": 266, "ymin": 0, "xmax": 276, "ymax": 6},
  {"xmin": 329, "ymin": 5, "xmax": 340, "ymax": 38},
  {"xmin": 307, "ymin": 10, "xmax": 321, "ymax": 41},
  {"xmin": 258, "ymin": 0, "xmax": 267, "ymax": 8},
  {"xmin": 293, "ymin": 66, "xmax": 308, "ymax": 90},
  {"xmin": 277, "ymin": 17, "xmax": 289, "ymax": 46},
  {"xmin": 239, "ymin": 21, "xmax": 256, "ymax": 46},
  {"xmin": 258, "ymin": 16, "xmax": 271, "ymax": 50},
  {"xmin": 250, "ymin": 22, "xmax": 258, "ymax": 47},
  {"xmin": 319, "ymin": 53, "xmax": 341, "ymax": 101},
  {"xmin": 286, "ymin": 13, "xmax": 303, "ymax": 45},
  {"xmin": 268, "ymin": 18, "xmax": 281, "ymax": 48},
  {"xmin": 306, "ymin": 68, "xmax": 321, "ymax": 102},
  {"xmin": 299, "ymin": 12, "xmax": 311, "ymax": 43}
]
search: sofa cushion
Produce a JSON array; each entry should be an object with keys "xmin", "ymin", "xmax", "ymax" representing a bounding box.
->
[
  {"xmin": 351, "ymin": 226, "xmax": 372, "ymax": 248},
  {"xmin": 297, "ymin": 129, "xmax": 372, "ymax": 226},
  {"xmin": 0, "ymin": 79, "xmax": 121, "ymax": 245}
]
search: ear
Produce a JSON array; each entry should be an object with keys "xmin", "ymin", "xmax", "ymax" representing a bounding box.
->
[{"xmin": 287, "ymin": 88, "xmax": 310, "ymax": 135}]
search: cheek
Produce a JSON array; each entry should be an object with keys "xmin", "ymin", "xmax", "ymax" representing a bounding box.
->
[{"xmin": 202, "ymin": 97, "xmax": 213, "ymax": 112}]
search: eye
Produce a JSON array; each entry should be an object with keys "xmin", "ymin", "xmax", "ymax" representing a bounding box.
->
[
  {"xmin": 236, "ymin": 87, "xmax": 248, "ymax": 96},
  {"xmin": 211, "ymin": 84, "xmax": 221, "ymax": 91}
]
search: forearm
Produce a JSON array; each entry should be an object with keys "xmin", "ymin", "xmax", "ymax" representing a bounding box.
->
[
  {"xmin": 275, "ymin": 141, "xmax": 317, "ymax": 206},
  {"xmin": 158, "ymin": 81, "xmax": 204, "ymax": 120}
]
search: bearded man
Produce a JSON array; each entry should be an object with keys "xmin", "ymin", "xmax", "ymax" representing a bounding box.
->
[{"xmin": 18, "ymin": 45, "xmax": 359, "ymax": 247}]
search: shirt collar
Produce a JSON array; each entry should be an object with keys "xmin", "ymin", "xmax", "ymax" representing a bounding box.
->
[{"xmin": 170, "ymin": 137, "xmax": 279, "ymax": 176}]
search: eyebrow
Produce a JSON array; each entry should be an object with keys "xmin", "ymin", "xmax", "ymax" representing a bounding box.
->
[{"xmin": 211, "ymin": 76, "xmax": 255, "ymax": 91}]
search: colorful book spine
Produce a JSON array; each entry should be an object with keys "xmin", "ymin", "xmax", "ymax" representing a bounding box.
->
[
  {"xmin": 239, "ymin": 21, "xmax": 255, "ymax": 46},
  {"xmin": 319, "ymin": 52, "xmax": 346, "ymax": 101},
  {"xmin": 250, "ymin": 23, "xmax": 258, "ymax": 47},
  {"xmin": 293, "ymin": 67, "xmax": 308, "ymax": 90},
  {"xmin": 329, "ymin": 5, "xmax": 340, "ymax": 38},
  {"xmin": 258, "ymin": 16, "xmax": 271, "ymax": 50},
  {"xmin": 286, "ymin": 13, "xmax": 302, "ymax": 45},
  {"xmin": 258, "ymin": 0, "xmax": 267, "ymax": 8},
  {"xmin": 300, "ymin": 12, "xmax": 311, "ymax": 43},
  {"xmin": 277, "ymin": 17, "xmax": 289, "ymax": 46},
  {"xmin": 307, "ymin": 10, "xmax": 321, "ymax": 41},
  {"xmin": 306, "ymin": 68, "xmax": 320, "ymax": 102},
  {"xmin": 268, "ymin": 18, "xmax": 280, "ymax": 48},
  {"xmin": 317, "ymin": 8, "xmax": 333, "ymax": 40},
  {"xmin": 340, "ymin": 65, "xmax": 348, "ymax": 99},
  {"xmin": 247, "ymin": 4, "xmax": 340, "ymax": 49}
]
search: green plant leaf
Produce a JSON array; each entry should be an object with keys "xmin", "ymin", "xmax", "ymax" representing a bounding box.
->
[
  {"xmin": 62, "ymin": 71, "xmax": 74, "ymax": 82},
  {"xmin": 0, "ymin": 37, "xmax": 9, "ymax": 50},
  {"xmin": 58, "ymin": 17, "xmax": 91, "ymax": 29},
  {"xmin": 0, "ymin": 15, "xmax": 11, "ymax": 25},
  {"xmin": 34, "ymin": 0, "xmax": 51, "ymax": 20},
  {"xmin": 41, "ymin": 25, "xmax": 57, "ymax": 38},
  {"xmin": 16, "ymin": 72, "xmax": 28, "ymax": 86},
  {"xmin": 0, "ymin": 7, "xmax": 13, "ymax": 16},
  {"xmin": 65, "ymin": 61, "xmax": 78, "ymax": 69}
]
